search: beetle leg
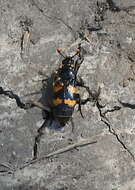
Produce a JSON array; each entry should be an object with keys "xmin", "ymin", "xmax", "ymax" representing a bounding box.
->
[
  {"xmin": 76, "ymin": 78, "xmax": 101, "ymax": 103},
  {"xmin": 77, "ymin": 96, "xmax": 94, "ymax": 118},
  {"xmin": 75, "ymin": 56, "xmax": 84, "ymax": 73},
  {"xmin": 76, "ymin": 76, "xmax": 85, "ymax": 86},
  {"xmin": 57, "ymin": 48, "xmax": 67, "ymax": 58},
  {"xmin": 79, "ymin": 98, "xmax": 92, "ymax": 105},
  {"xmin": 76, "ymin": 84, "xmax": 106, "ymax": 113},
  {"xmin": 76, "ymin": 94, "xmax": 91, "ymax": 118},
  {"xmin": 77, "ymin": 95, "xmax": 84, "ymax": 118},
  {"xmin": 76, "ymin": 87, "xmax": 99, "ymax": 118}
]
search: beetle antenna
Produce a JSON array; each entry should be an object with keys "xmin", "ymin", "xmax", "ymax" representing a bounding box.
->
[
  {"xmin": 57, "ymin": 48, "xmax": 67, "ymax": 58},
  {"xmin": 71, "ymin": 43, "xmax": 81, "ymax": 58},
  {"xmin": 71, "ymin": 49, "xmax": 80, "ymax": 58}
]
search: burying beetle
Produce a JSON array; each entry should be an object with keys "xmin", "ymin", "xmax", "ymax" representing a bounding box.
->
[{"xmin": 0, "ymin": 43, "xmax": 98, "ymax": 159}]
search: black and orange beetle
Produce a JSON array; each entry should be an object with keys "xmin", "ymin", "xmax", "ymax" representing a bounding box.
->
[
  {"xmin": 0, "ymin": 43, "xmax": 95, "ymax": 159},
  {"xmin": 32, "ymin": 43, "xmax": 97, "ymax": 158},
  {"xmin": 52, "ymin": 44, "xmax": 91, "ymax": 126}
]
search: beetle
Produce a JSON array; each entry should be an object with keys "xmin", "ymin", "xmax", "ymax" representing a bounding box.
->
[
  {"xmin": 52, "ymin": 44, "xmax": 90, "ymax": 125},
  {"xmin": 0, "ymin": 43, "xmax": 96, "ymax": 159},
  {"xmin": 33, "ymin": 43, "xmax": 97, "ymax": 158}
]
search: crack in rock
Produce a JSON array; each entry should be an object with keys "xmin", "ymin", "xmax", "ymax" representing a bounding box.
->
[
  {"xmin": 101, "ymin": 117, "xmax": 135, "ymax": 160},
  {"xmin": 96, "ymin": 100, "xmax": 135, "ymax": 161}
]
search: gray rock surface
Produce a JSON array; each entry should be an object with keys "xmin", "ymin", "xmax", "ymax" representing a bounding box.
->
[{"xmin": 0, "ymin": 0, "xmax": 135, "ymax": 189}]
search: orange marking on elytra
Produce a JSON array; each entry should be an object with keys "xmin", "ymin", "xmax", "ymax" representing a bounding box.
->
[
  {"xmin": 54, "ymin": 86, "xmax": 63, "ymax": 92},
  {"xmin": 53, "ymin": 98, "xmax": 63, "ymax": 105},
  {"xmin": 68, "ymin": 85, "xmax": 78, "ymax": 94},
  {"xmin": 64, "ymin": 99, "xmax": 76, "ymax": 107},
  {"xmin": 53, "ymin": 78, "xmax": 64, "ymax": 92}
]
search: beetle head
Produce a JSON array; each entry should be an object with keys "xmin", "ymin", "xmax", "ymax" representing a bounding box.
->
[{"xmin": 62, "ymin": 56, "xmax": 74, "ymax": 66}]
